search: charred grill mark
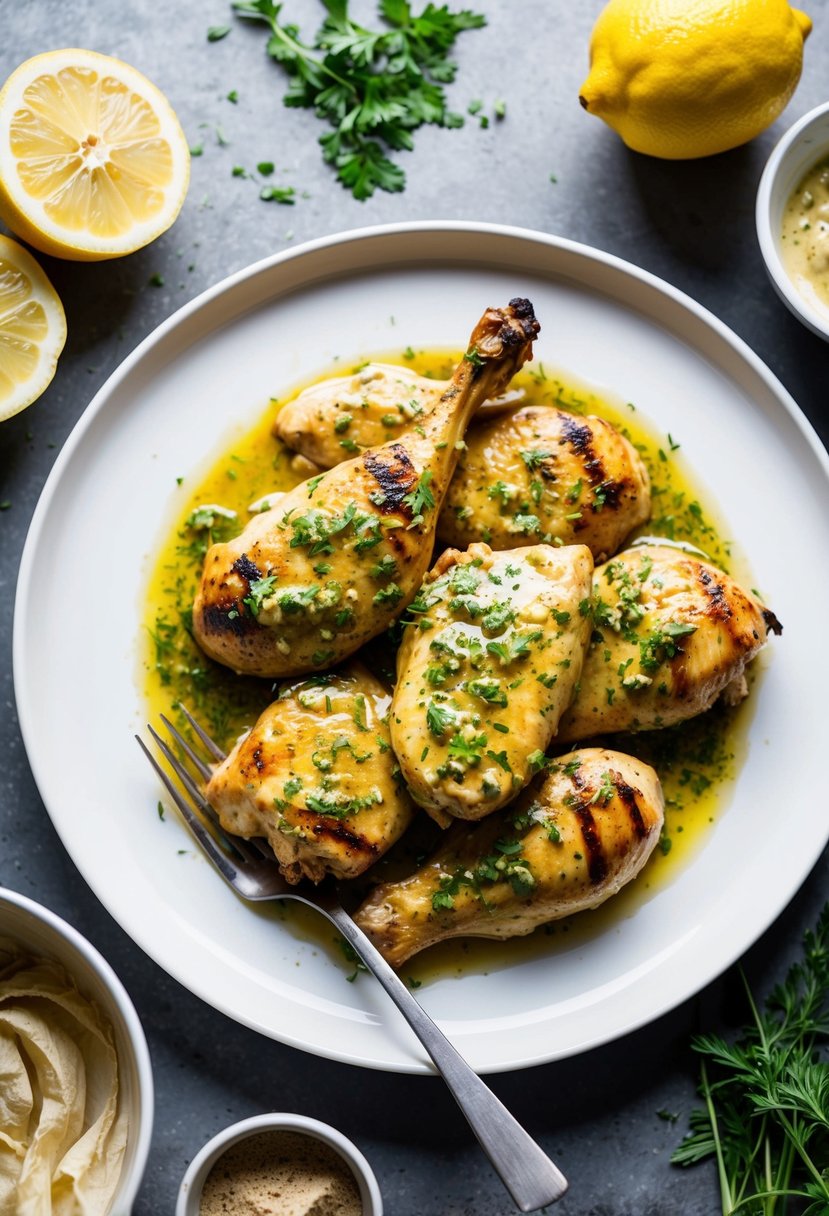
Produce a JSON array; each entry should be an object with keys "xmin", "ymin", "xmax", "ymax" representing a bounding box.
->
[
  {"xmin": 232, "ymin": 554, "xmax": 262, "ymax": 585},
  {"xmin": 569, "ymin": 767, "xmax": 608, "ymax": 883},
  {"xmin": 612, "ymin": 775, "xmax": 648, "ymax": 839},
  {"xmin": 559, "ymin": 414, "xmax": 608, "ymax": 487},
  {"xmin": 363, "ymin": 444, "xmax": 418, "ymax": 516},
  {"xmin": 199, "ymin": 601, "xmax": 259, "ymax": 637},
  {"xmin": 309, "ymin": 818, "xmax": 378, "ymax": 855},
  {"xmin": 573, "ymin": 803, "xmax": 608, "ymax": 884},
  {"xmin": 696, "ymin": 567, "xmax": 733, "ymax": 623},
  {"xmin": 382, "ymin": 524, "xmax": 414, "ymax": 560}
]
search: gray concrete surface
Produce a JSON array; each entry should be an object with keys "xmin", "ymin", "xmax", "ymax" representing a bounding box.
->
[{"xmin": 3, "ymin": 2, "xmax": 829, "ymax": 1212}]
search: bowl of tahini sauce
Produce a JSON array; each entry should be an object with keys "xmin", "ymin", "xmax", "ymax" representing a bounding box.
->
[
  {"xmin": 0, "ymin": 886, "xmax": 153, "ymax": 1214},
  {"xmin": 176, "ymin": 1113, "xmax": 383, "ymax": 1216},
  {"xmin": 757, "ymin": 100, "xmax": 829, "ymax": 340}
]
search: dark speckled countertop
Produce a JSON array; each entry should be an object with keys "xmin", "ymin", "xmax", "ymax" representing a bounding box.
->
[{"xmin": 3, "ymin": 3, "xmax": 829, "ymax": 1213}]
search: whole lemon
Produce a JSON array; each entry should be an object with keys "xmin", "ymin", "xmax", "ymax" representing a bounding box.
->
[{"xmin": 579, "ymin": 0, "xmax": 812, "ymax": 159}]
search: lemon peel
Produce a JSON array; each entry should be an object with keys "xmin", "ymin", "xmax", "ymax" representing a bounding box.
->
[{"xmin": 0, "ymin": 234, "xmax": 66, "ymax": 422}]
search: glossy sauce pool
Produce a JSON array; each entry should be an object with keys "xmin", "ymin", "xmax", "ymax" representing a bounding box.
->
[{"xmin": 138, "ymin": 352, "xmax": 763, "ymax": 983}]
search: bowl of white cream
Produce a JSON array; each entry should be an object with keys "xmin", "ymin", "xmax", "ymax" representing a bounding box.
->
[
  {"xmin": 176, "ymin": 1112, "xmax": 383, "ymax": 1216},
  {"xmin": 0, "ymin": 886, "xmax": 154, "ymax": 1214},
  {"xmin": 757, "ymin": 100, "xmax": 829, "ymax": 340}
]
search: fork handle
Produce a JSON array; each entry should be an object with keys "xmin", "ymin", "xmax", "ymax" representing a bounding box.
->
[{"xmin": 328, "ymin": 905, "xmax": 568, "ymax": 1212}]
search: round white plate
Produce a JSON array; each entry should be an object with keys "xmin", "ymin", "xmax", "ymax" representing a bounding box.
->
[{"xmin": 14, "ymin": 223, "xmax": 829, "ymax": 1074}]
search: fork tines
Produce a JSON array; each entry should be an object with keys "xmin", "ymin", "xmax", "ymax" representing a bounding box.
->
[{"xmin": 136, "ymin": 710, "xmax": 261, "ymax": 872}]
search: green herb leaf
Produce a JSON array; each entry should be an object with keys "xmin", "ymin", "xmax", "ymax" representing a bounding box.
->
[
  {"xmin": 233, "ymin": 0, "xmax": 485, "ymax": 198},
  {"xmin": 673, "ymin": 903, "xmax": 829, "ymax": 1214}
]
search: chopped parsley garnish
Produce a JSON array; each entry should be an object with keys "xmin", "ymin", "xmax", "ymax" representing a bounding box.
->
[
  {"xmin": 589, "ymin": 771, "xmax": 615, "ymax": 805},
  {"xmin": 371, "ymin": 554, "xmax": 398, "ymax": 580},
  {"xmin": 467, "ymin": 677, "xmax": 507, "ymax": 706},
  {"xmin": 373, "ymin": 582, "xmax": 404, "ymax": 608},
  {"xmin": 486, "ymin": 749, "xmax": 512, "ymax": 773},
  {"xmin": 487, "ymin": 630, "xmax": 542, "ymax": 664},
  {"xmin": 243, "ymin": 574, "xmax": 278, "ymax": 615},
  {"xmin": 431, "ymin": 838, "xmax": 534, "ymax": 910},
  {"xmin": 639, "ymin": 621, "xmax": 697, "ymax": 672},
  {"xmin": 260, "ymin": 184, "xmax": 296, "ymax": 204},
  {"xmin": 449, "ymin": 564, "xmax": 481, "ymax": 594},
  {"xmin": 481, "ymin": 601, "xmax": 516, "ymax": 634},
  {"xmin": 426, "ymin": 700, "xmax": 457, "ymax": 737},
  {"xmin": 233, "ymin": 0, "xmax": 486, "ymax": 199},
  {"xmin": 520, "ymin": 448, "xmax": 552, "ymax": 471},
  {"xmin": 463, "ymin": 345, "xmax": 485, "ymax": 367},
  {"xmin": 402, "ymin": 470, "xmax": 435, "ymax": 525}
]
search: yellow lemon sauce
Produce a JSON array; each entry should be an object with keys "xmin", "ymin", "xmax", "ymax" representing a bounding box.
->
[
  {"xmin": 780, "ymin": 155, "xmax": 829, "ymax": 318},
  {"xmin": 139, "ymin": 351, "xmax": 762, "ymax": 981}
]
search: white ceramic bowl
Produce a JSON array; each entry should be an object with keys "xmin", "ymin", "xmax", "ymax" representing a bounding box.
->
[
  {"xmin": 176, "ymin": 1113, "xmax": 383, "ymax": 1216},
  {"xmin": 0, "ymin": 887, "xmax": 154, "ymax": 1215},
  {"xmin": 757, "ymin": 100, "xmax": 829, "ymax": 340}
]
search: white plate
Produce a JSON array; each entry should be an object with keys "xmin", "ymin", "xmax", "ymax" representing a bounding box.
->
[{"xmin": 14, "ymin": 223, "xmax": 829, "ymax": 1074}]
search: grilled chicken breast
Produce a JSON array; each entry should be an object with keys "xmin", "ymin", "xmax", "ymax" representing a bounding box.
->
[
  {"xmin": 205, "ymin": 663, "xmax": 413, "ymax": 884},
  {"xmin": 439, "ymin": 406, "xmax": 651, "ymax": 559},
  {"xmin": 273, "ymin": 362, "xmax": 525, "ymax": 471},
  {"xmin": 193, "ymin": 299, "xmax": 540, "ymax": 678},
  {"xmin": 558, "ymin": 543, "xmax": 782, "ymax": 741},
  {"xmin": 391, "ymin": 541, "xmax": 593, "ymax": 824},
  {"xmin": 354, "ymin": 747, "xmax": 664, "ymax": 967}
]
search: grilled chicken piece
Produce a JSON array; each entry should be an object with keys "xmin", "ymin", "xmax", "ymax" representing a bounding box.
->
[
  {"xmin": 354, "ymin": 747, "xmax": 664, "ymax": 967},
  {"xmin": 557, "ymin": 543, "xmax": 782, "ymax": 741},
  {"xmin": 193, "ymin": 299, "xmax": 540, "ymax": 677},
  {"xmin": 391, "ymin": 541, "xmax": 593, "ymax": 824},
  {"xmin": 273, "ymin": 362, "xmax": 524, "ymax": 471},
  {"xmin": 205, "ymin": 663, "xmax": 413, "ymax": 884},
  {"xmin": 439, "ymin": 406, "xmax": 651, "ymax": 559}
]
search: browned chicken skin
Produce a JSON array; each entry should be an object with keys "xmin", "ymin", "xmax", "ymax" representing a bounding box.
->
[
  {"xmin": 205, "ymin": 663, "xmax": 413, "ymax": 884},
  {"xmin": 192, "ymin": 299, "xmax": 539, "ymax": 678},
  {"xmin": 354, "ymin": 747, "xmax": 664, "ymax": 967},
  {"xmin": 557, "ymin": 543, "xmax": 782, "ymax": 741},
  {"xmin": 439, "ymin": 406, "xmax": 651, "ymax": 559},
  {"xmin": 273, "ymin": 362, "xmax": 524, "ymax": 470}
]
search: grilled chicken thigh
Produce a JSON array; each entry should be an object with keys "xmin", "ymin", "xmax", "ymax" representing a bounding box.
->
[
  {"xmin": 193, "ymin": 299, "xmax": 539, "ymax": 677},
  {"xmin": 274, "ymin": 362, "xmax": 524, "ymax": 470},
  {"xmin": 558, "ymin": 543, "xmax": 782, "ymax": 741},
  {"xmin": 439, "ymin": 406, "xmax": 651, "ymax": 559},
  {"xmin": 354, "ymin": 747, "xmax": 664, "ymax": 967},
  {"xmin": 205, "ymin": 663, "xmax": 413, "ymax": 884},
  {"xmin": 391, "ymin": 541, "xmax": 593, "ymax": 824}
]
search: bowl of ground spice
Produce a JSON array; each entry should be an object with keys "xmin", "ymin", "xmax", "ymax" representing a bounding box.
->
[{"xmin": 176, "ymin": 1112, "xmax": 383, "ymax": 1216}]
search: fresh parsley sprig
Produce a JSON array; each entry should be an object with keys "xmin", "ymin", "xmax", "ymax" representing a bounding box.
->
[
  {"xmin": 673, "ymin": 904, "xmax": 829, "ymax": 1214},
  {"xmin": 232, "ymin": 0, "xmax": 486, "ymax": 199}
]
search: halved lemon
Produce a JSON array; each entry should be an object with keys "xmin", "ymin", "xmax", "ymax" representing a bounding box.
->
[
  {"xmin": 0, "ymin": 49, "xmax": 190, "ymax": 261},
  {"xmin": 0, "ymin": 234, "xmax": 66, "ymax": 421}
]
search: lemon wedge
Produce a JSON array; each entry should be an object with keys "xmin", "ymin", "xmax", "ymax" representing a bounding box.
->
[
  {"xmin": 0, "ymin": 49, "xmax": 190, "ymax": 261},
  {"xmin": 0, "ymin": 234, "xmax": 66, "ymax": 421}
]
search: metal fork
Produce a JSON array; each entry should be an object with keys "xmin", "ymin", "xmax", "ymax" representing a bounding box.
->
[{"xmin": 137, "ymin": 707, "xmax": 569, "ymax": 1213}]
